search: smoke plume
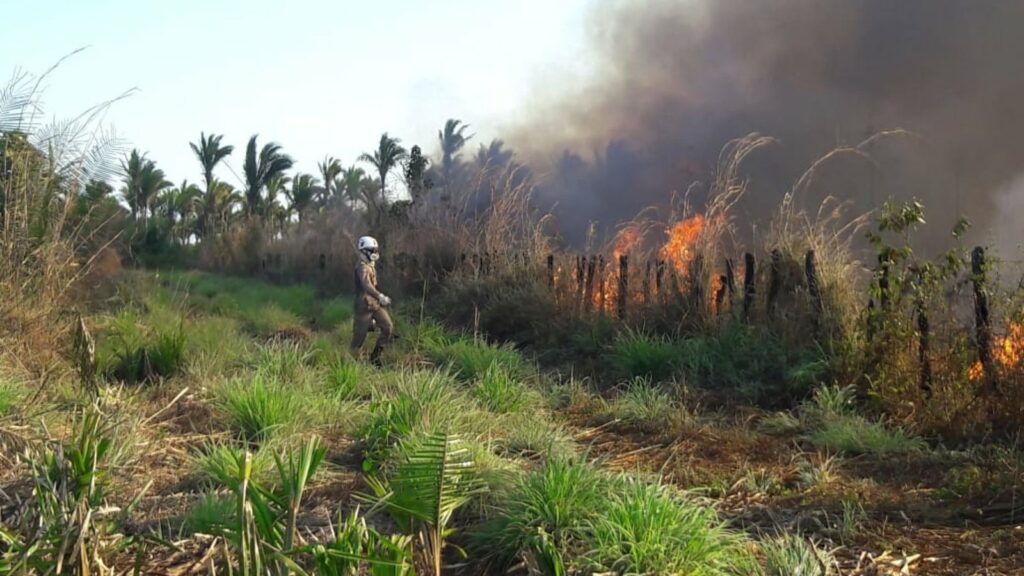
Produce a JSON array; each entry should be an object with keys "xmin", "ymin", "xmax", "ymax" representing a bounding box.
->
[{"xmin": 509, "ymin": 0, "xmax": 1024, "ymax": 252}]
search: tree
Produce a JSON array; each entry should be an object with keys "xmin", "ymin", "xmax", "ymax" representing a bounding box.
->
[
  {"xmin": 338, "ymin": 166, "xmax": 368, "ymax": 209},
  {"xmin": 189, "ymin": 132, "xmax": 234, "ymax": 195},
  {"xmin": 243, "ymin": 135, "xmax": 294, "ymax": 218},
  {"xmin": 475, "ymin": 139, "xmax": 514, "ymax": 171},
  {"xmin": 317, "ymin": 156, "xmax": 342, "ymax": 208},
  {"xmin": 120, "ymin": 149, "xmax": 170, "ymax": 223},
  {"xmin": 263, "ymin": 173, "xmax": 291, "ymax": 220},
  {"xmin": 359, "ymin": 133, "xmax": 407, "ymax": 226},
  {"xmin": 438, "ymin": 119, "xmax": 473, "ymax": 186},
  {"xmin": 286, "ymin": 173, "xmax": 317, "ymax": 222},
  {"xmin": 404, "ymin": 145, "xmax": 431, "ymax": 203},
  {"xmin": 204, "ymin": 180, "xmax": 241, "ymax": 234},
  {"xmin": 190, "ymin": 133, "xmax": 234, "ymax": 237}
]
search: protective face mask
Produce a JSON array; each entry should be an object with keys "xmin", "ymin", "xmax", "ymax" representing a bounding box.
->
[{"xmin": 370, "ymin": 252, "xmax": 380, "ymax": 262}]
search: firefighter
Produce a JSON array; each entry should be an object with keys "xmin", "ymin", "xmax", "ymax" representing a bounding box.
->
[{"xmin": 351, "ymin": 236, "xmax": 394, "ymax": 366}]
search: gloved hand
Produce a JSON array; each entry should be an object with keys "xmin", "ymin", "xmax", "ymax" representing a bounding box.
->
[{"xmin": 378, "ymin": 294, "xmax": 392, "ymax": 307}]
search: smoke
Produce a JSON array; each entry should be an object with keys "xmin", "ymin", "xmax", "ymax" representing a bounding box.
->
[{"xmin": 507, "ymin": 0, "xmax": 1024, "ymax": 252}]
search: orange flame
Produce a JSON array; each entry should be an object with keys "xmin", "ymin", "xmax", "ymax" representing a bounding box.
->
[
  {"xmin": 660, "ymin": 214, "xmax": 705, "ymax": 275},
  {"xmin": 968, "ymin": 321, "xmax": 1024, "ymax": 380}
]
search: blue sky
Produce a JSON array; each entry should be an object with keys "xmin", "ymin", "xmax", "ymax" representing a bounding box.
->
[{"xmin": 2, "ymin": 0, "xmax": 593, "ymax": 187}]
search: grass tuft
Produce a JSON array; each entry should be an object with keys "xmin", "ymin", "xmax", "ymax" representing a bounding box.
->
[
  {"xmin": 608, "ymin": 377, "xmax": 684, "ymax": 432},
  {"xmin": 760, "ymin": 533, "xmax": 834, "ymax": 576},
  {"xmin": 472, "ymin": 362, "xmax": 534, "ymax": 414},
  {"xmin": 214, "ymin": 374, "xmax": 301, "ymax": 443}
]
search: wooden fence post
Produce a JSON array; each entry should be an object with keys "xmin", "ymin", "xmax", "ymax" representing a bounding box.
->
[
  {"xmin": 643, "ymin": 260, "xmax": 652, "ymax": 305},
  {"xmin": 917, "ymin": 296, "xmax": 932, "ymax": 397},
  {"xmin": 805, "ymin": 250, "xmax": 823, "ymax": 322},
  {"xmin": 714, "ymin": 274, "xmax": 728, "ymax": 316},
  {"xmin": 547, "ymin": 254, "xmax": 555, "ymax": 289},
  {"xmin": 655, "ymin": 260, "xmax": 666, "ymax": 302},
  {"xmin": 725, "ymin": 258, "xmax": 736, "ymax": 300},
  {"xmin": 689, "ymin": 253, "xmax": 705, "ymax": 312},
  {"xmin": 617, "ymin": 254, "xmax": 628, "ymax": 320},
  {"xmin": 584, "ymin": 256, "xmax": 596, "ymax": 313},
  {"xmin": 767, "ymin": 249, "xmax": 782, "ymax": 317},
  {"xmin": 743, "ymin": 252, "xmax": 756, "ymax": 322},
  {"xmin": 972, "ymin": 246, "xmax": 999, "ymax": 396},
  {"xmin": 598, "ymin": 255, "xmax": 607, "ymax": 313}
]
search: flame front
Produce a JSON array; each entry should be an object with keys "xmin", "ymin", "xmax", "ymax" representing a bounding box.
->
[
  {"xmin": 660, "ymin": 214, "xmax": 705, "ymax": 274},
  {"xmin": 968, "ymin": 321, "xmax": 1024, "ymax": 380}
]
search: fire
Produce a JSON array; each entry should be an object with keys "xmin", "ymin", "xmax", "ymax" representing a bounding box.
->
[
  {"xmin": 660, "ymin": 214, "xmax": 705, "ymax": 275},
  {"xmin": 968, "ymin": 321, "xmax": 1024, "ymax": 380},
  {"xmin": 612, "ymin": 227, "xmax": 642, "ymax": 260}
]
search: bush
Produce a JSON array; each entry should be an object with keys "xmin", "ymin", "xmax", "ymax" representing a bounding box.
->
[
  {"xmin": 607, "ymin": 331, "xmax": 681, "ymax": 382},
  {"xmin": 215, "ymin": 374, "xmax": 301, "ymax": 443},
  {"xmin": 473, "ymin": 362, "xmax": 534, "ymax": 414},
  {"xmin": 583, "ymin": 477, "xmax": 754, "ymax": 575}
]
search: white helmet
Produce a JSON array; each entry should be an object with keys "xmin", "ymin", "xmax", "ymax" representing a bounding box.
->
[{"xmin": 357, "ymin": 236, "xmax": 380, "ymax": 261}]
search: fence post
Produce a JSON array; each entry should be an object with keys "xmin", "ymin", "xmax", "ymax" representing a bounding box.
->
[
  {"xmin": 689, "ymin": 253, "xmax": 705, "ymax": 312},
  {"xmin": 743, "ymin": 252, "xmax": 756, "ymax": 322},
  {"xmin": 972, "ymin": 246, "xmax": 999, "ymax": 396},
  {"xmin": 655, "ymin": 260, "xmax": 666, "ymax": 302},
  {"xmin": 917, "ymin": 295, "xmax": 932, "ymax": 397},
  {"xmin": 805, "ymin": 250, "xmax": 823, "ymax": 322},
  {"xmin": 584, "ymin": 256, "xmax": 596, "ymax": 313},
  {"xmin": 767, "ymin": 249, "xmax": 782, "ymax": 317},
  {"xmin": 618, "ymin": 254, "xmax": 628, "ymax": 320},
  {"xmin": 547, "ymin": 254, "xmax": 555, "ymax": 289},
  {"xmin": 643, "ymin": 260, "xmax": 652, "ymax": 305},
  {"xmin": 714, "ymin": 274, "xmax": 728, "ymax": 316},
  {"xmin": 598, "ymin": 255, "xmax": 607, "ymax": 313}
]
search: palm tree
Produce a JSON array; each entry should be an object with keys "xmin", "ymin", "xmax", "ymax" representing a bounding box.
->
[
  {"xmin": 438, "ymin": 119, "xmax": 473, "ymax": 186},
  {"xmin": 359, "ymin": 133, "xmax": 407, "ymax": 225},
  {"xmin": 263, "ymin": 173, "xmax": 291, "ymax": 220},
  {"xmin": 475, "ymin": 139, "xmax": 514, "ymax": 171},
  {"xmin": 317, "ymin": 156, "xmax": 342, "ymax": 208},
  {"xmin": 243, "ymin": 135, "xmax": 294, "ymax": 218},
  {"xmin": 120, "ymin": 149, "xmax": 170, "ymax": 223},
  {"xmin": 189, "ymin": 133, "xmax": 234, "ymax": 195},
  {"xmin": 190, "ymin": 133, "xmax": 233, "ymax": 237},
  {"xmin": 206, "ymin": 180, "xmax": 241, "ymax": 234},
  {"xmin": 173, "ymin": 180, "xmax": 203, "ymax": 243},
  {"xmin": 338, "ymin": 166, "xmax": 367, "ymax": 209},
  {"xmin": 285, "ymin": 173, "xmax": 317, "ymax": 222}
]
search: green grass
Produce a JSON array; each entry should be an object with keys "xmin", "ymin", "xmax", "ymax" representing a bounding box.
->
[
  {"xmin": 185, "ymin": 315, "xmax": 250, "ymax": 378},
  {"xmin": 98, "ymin": 308, "xmax": 188, "ymax": 383},
  {"xmin": 185, "ymin": 491, "xmax": 238, "ymax": 535},
  {"xmin": 472, "ymin": 362, "xmax": 535, "ymax": 414},
  {"xmin": 423, "ymin": 334, "xmax": 527, "ymax": 381},
  {"xmin": 499, "ymin": 414, "xmax": 577, "ymax": 460},
  {"xmin": 475, "ymin": 457, "xmax": 607, "ymax": 569},
  {"xmin": 214, "ymin": 374, "xmax": 302, "ymax": 443},
  {"xmin": 608, "ymin": 377, "xmax": 684, "ymax": 432},
  {"xmin": 808, "ymin": 416, "xmax": 926, "ymax": 456},
  {"xmin": 254, "ymin": 340, "xmax": 314, "ymax": 383},
  {"xmin": 324, "ymin": 359, "xmax": 363, "ymax": 400},
  {"xmin": 0, "ymin": 377, "xmax": 22, "ymax": 416},
  {"xmin": 584, "ymin": 477, "xmax": 755, "ymax": 575},
  {"xmin": 607, "ymin": 330, "xmax": 681, "ymax": 381},
  {"xmin": 760, "ymin": 533, "xmax": 833, "ymax": 576},
  {"xmin": 319, "ymin": 297, "xmax": 353, "ymax": 329}
]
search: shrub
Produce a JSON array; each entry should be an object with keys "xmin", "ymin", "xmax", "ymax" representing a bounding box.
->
[
  {"xmin": 583, "ymin": 477, "xmax": 754, "ymax": 575},
  {"xmin": 760, "ymin": 533, "xmax": 834, "ymax": 576},
  {"xmin": 608, "ymin": 377, "xmax": 683, "ymax": 432},
  {"xmin": 608, "ymin": 331, "xmax": 680, "ymax": 381},
  {"xmin": 215, "ymin": 374, "xmax": 301, "ymax": 443},
  {"xmin": 473, "ymin": 362, "xmax": 533, "ymax": 414}
]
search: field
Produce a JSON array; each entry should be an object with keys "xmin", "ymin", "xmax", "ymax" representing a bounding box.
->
[{"xmin": 2, "ymin": 268, "xmax": 1022, "ymax": 575}]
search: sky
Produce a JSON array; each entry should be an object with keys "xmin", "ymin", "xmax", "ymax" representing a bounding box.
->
[{"xmin": 2, "ymin": 0, "xmax": 593, "ymax": 187}]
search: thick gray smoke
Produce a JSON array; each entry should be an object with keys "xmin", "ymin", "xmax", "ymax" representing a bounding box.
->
[{"xmin": 509, "ymin": 0, "xmax": 1024, "ymax": 252}]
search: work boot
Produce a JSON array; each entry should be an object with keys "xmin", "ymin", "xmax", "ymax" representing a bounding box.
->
[{"xmin": 369, "ymin": 345, "xmax": 384, "ymax": 367}]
